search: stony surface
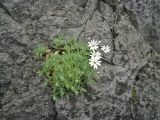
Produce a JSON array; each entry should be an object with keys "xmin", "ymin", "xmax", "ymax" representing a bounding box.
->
[
  {"xmin": 0, "ymin": 0, "xmax": 160, "ymax": 120},
  {"xmin": 120, "ymin": 0, "xmax": 160, "ymax": 52}
]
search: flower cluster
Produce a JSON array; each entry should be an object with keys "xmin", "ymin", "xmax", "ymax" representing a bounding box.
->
[{"xmin": 88, "ymin": 39, "xmax": 110, "ymax": 69}]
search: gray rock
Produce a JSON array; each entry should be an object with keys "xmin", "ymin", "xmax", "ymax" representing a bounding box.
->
[
  {"xmin": 120, "ymin": 0, "xmax": 160, "ymax": 52},
  {"xmin": 0, "ymin": 0, "xmax": 160, "ymax": 120},
  {"xmin": 0, "ymin": 53, "xmax": 13, "ymax": 65}
]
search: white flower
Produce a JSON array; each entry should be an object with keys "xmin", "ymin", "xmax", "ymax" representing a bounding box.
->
[
  {"xmin": 101, "ymin": 45, "xmax": 110, "ymax": 53},
  {"xmin": 88, "ymin": 40, "xmax": 101, "ymax": 51},
  {"xmin": 90, "ymin": 51, "xmax": 101, "ymax": 60},
  {"xmin": 89, "ymin": 57, "xmax": 101, "ymax": 69}
]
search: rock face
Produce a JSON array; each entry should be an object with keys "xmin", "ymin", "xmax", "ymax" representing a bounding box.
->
[
  {"xmin": 120, "ymin": 0, "xmax": 160, "ymax": 53},
  {"xmin": 0, "ymin": 0, "xmax": 160, "ymax": 120}
]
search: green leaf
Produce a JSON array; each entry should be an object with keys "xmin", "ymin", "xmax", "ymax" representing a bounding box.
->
[
  {"xmin": 53, "ymin": 35, "xmax": 65, "ymax": 47},
  {"xmin": 80, "ymin": 88, "xmax": 87, "ymax": 92},
  {"xmin": 34, "ymin": 44, "xmax": 47, "ymax": 57},
  {"xmin": 88, "ymin": 79, "xmax": 96, "ymax": 84},
  {"xmin": 53, "ymin": 96, "xmax": 58, "ymax": 101}
]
